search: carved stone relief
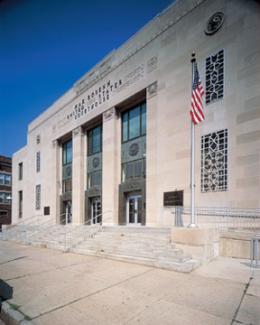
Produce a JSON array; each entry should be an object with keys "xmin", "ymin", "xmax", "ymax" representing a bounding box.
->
[
  {"xmin": 147, "ymin": 56, "xmax": 158, "ymax": 73},
  {"xmin": 103, "ymin": 107, "xmax": 115, "ymax": 122},
  {"xmin": 147, "ymin": 81, "xmax": 158, "ymax": 98}
]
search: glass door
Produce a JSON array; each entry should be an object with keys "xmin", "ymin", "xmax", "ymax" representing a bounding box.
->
[
  {"xmin": 91, "ymin": 197, "xmax": 102, "ymax": 224},
  {"xmin": 65, "ymin": 201, "xmax": 72, "ymax": 224},
  {"xmin": 127, "ymin": 195, "xmax": 142, "ymax": 224}
]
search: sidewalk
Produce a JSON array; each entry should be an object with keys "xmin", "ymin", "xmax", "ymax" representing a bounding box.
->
[{"xmin": 0, "ymin": 241, "xmax": 259, "ymax": 324}]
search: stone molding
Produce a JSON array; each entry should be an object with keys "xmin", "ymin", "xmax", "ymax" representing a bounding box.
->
[
  {"xmin": 103, "ymin": 107, "xmax": 115, "ymax": 122},
  {"xmin": 147, "ymin": 81, "xmax": 158, "ymax": 99},
  {"xmin": 73, "ymin": 126, "xmax": 81, "ymax": 137}
]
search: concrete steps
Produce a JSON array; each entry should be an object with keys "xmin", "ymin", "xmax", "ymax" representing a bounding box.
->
[
  {"xmin": 71, "ymin": 226, "xmax": 199, "ymax": 272},
  {"xmin": 1, "ymin": 224, "xmax": 200, "ymax": 272}
]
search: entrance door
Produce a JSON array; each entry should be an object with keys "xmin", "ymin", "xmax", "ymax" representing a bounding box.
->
[
  {"xmin": 127, "ymin": 195, "xmax": 142, "ymax": 224},
  {"xmin": 91, "ymin": 197, "xmax": 102, "ymax": 224},
  {"xmin": 65, "ymin": 201, "xmax": 72, "ymax": 224}
]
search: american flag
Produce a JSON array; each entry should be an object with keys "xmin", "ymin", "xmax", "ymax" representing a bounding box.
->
[{"xmin": 190, "ymin": 61, "xmax": 205, "ymax": 125}]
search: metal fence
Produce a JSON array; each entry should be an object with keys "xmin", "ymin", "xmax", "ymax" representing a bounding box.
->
[{"xmin": 172, "ymin": 206, "xmax": 260, "ymax": 231}]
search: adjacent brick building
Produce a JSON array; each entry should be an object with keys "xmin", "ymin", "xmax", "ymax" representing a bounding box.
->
[{"xmin": 0, "ymin": 156, "xmax": 12, "ymax": 230}]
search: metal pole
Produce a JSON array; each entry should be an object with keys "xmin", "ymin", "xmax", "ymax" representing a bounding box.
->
[{"xmin": 189, "ymin": 53, "xmax": 198, "ymax": 228}]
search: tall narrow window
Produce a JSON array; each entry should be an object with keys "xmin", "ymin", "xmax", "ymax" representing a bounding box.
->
[
  {"xmin": 88, "ymin": 125, "xmax": 102, "ymax": 156},
  {"xmin": 121, "ymin": 102, "xmax": 146, "ymax": 182},
  {"xmin": 36, "ymin": 152, "xmax": 40, "ymax": 173},
  {"xmin": 201, "ymin": 129, "xmax": 228, "ymax": 192},
  {"xmin": 122, "ymin": 102, "xmax": 146, "ymax": 142},
  {"xmin": 18, "ymin": 191, "xmax": 23, "ymax": 218},
  {"xmin": 87, "ymin": 125, "xmax": 102, "ymax": 189},
  {"xmin": 62, "ymin": 139, "xmax": 72, "ymax": 193},
  {"xmin": 18, "ymin": 162, "xmax": 23, "ymax": 180},
  {"xmin": 36, "ymin": 185, "xmax": 41, "ymax": 210}
]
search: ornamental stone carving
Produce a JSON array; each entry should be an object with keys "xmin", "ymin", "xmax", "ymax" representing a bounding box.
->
[
  {"xmin": 65, "ymin": 165, "xmax": 72, "ymax": 178},
  {"xmin": 103, "ymin": 107, "xmax": 115, "ymax": 122},
  {"xmin": 205, "ymin": 12, "xmax": 225, "ymax": 36},
  {"xmin": 92, "ymin": 157, "xmax": 100, "ymax": 168},
  {"xmin": 129, "ymin": 143, "xmax": 139, "ymax": 157},
  {"xmin": 147, "ymin": 81, "xmax": 158, "ymax": 98},
  {"xmin": 73, "ymin": 126, "xmax": 81, "ymax": 136}
]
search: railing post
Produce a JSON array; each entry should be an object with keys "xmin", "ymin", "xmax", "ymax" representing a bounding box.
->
[{"xmin": 251, "ymin": 236, "xmax": 260, "ymax": 268}]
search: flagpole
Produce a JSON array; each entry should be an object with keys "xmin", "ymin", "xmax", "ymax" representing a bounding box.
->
[{"xmin": 189, "ymin": 52, "xmax": 198, "ymax": 228}]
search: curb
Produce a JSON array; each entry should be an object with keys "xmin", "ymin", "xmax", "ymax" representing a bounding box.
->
[{"xmin": 0, "ymin": 301, "xmax": 34, "ymax": 325}]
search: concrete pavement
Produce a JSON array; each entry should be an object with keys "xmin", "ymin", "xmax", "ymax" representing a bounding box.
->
[{"xmin": 0, "ymin": 241, "xmax": 259, "ymax": 324}]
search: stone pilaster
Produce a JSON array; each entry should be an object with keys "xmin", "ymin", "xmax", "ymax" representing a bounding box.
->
[
  {"xmin": 72, "ymin": 127, "xmax": 84, "ymax": 224},
  {"xmin": 146, "ymin": 83, "xmax": 159, "ymax": 226},
  {"xmin": 102, "ymin": 107, "xmax": 120, "ymax": 225}
]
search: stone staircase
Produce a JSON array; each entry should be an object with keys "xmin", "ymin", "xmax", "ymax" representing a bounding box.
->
[
  {"xmin": 72, "ymin": 226, "xmax": 199, "ymax": 272},
  {"xmin": 1, "ymin": 224, "xmax": 99, "ymax": 251},
  {"xmin": 1, "ymin": 224, "xmax": 199, "ymax": 273}
]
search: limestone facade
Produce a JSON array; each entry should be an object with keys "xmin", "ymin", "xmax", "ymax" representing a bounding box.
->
[{"xmin": 12, "ymin": 0, "xmax": 260, "ymax": 226}]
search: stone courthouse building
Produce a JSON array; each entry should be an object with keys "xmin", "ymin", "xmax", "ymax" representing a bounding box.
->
[{"xmin": 12, "ymin": 0, "xmax": 260, "ymax": 227}]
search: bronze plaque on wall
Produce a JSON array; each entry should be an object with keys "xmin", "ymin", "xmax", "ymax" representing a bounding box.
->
[{"xmin": 163, "ymin": 191, "xmax": 183, "ymax": 206}]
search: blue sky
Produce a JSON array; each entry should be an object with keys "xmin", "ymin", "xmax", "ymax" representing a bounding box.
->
[{"xmin": 0, "ymin": 0, "xmax": 173, "ymax": 157}]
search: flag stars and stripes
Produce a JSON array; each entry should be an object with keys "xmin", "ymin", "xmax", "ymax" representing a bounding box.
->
[{"xmin": 190, "ymin": 61, "xmax": 205, "ymax": 125}]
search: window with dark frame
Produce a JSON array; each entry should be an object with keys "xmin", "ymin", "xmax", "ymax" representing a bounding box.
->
[
  {"xmin": 36, "ymin": 151, "xmax": 40, "ymax": 173},
  {"xmin": 18, "ymin": 162, "xmax": 23, "ymax": 180},
  {"xmin": 62, "ymin": 139, "xmax": 72, "ymax": 193},
  {"xmin": 0, "ymin": 173, "xmax": 11, "ymax": 186},
  {"xmin": 0, "ymin": 192, "xmax": 11, "ymax": 204},
  {"xmin": 201, "ymin": 129, "xmax": 228, "ymax": 192},
  {"xmin": 18, "ymin": 190, "xmax": 23, "ymax": 218},
  {"xmin": 122, "ymin": 102, "xmax": 146, "ymax": 143},
  {"xmin": 88, "ymin": 125, "xmax": 102, "ymax": 156},
  {"xmin": 87, "ymin": 125, "xmax": 102, "ymax": 189},
  {"xmin": 121, "ymin": 102, "xmax": 146, "ymax": 182}
]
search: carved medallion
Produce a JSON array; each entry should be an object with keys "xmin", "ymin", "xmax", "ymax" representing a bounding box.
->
[
  {"xmin": 92, "ymin": 157, "xmax": 100, "ymax": 168},
  {"xmin": 129, "ymin": 143, "xmax": 139, "ymax": 157},
  {"xmin": 205, "ymin": 12, "xmax": 224, "ymax": 36}
]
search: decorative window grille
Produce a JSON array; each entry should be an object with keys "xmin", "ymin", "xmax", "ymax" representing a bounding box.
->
[
  {"xmin": 205, "ymin": 49, "xmax": 224, "ymax": 104},
  {"xmin": 201, "ymin": 129, "xmax": 228, "ymax": 192},
  {"xmin": 36, "ymin": 185, "xmax": 41, "ymax": 210},
  {"xmin": 36, "ymin": 151, "xmax": 40, "ymax": 173}
]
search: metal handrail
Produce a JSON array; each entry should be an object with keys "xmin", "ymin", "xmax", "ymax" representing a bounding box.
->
[
  {"xmin": 2, "ymin": 210, "xmax": 113, "ymax": 252},
  {"xmin": 5, "ymin": 214, "xmax": 52, "ymax": 229},
  {"xmin": 63, "ymin": 210, "xmax": 113, "ymax": 251},
  {"xmin": 2, "ymin": 216, "xmax": 59, "ymax": 242},
  {"xmin": 171, "ymin": 206, "xmax": 260, "ymax": 230},
  {"xmin": 172, "ymin": 206, "xmax": 260, "ymax": 218}
]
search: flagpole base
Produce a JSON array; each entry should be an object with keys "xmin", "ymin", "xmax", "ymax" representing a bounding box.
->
[{"xmin": 188, "ymin": 223, "xmax": 198, "ymax": 228}]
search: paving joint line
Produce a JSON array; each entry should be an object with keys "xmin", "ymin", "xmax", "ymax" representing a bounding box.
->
[
  {"xmin": 31, "ymin": 268, "xmax": 154, "ymax": 320},
  {"xmin": 231, "ymin": 270, "xmax": 254, "ymax": 325},
  {"xmin": 4, "ymin": 259, "xmax": 98, "ymax": 281},
  {"xmin": 0, "ymin": 256, "xmax": 27, "ymax": 265}
]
